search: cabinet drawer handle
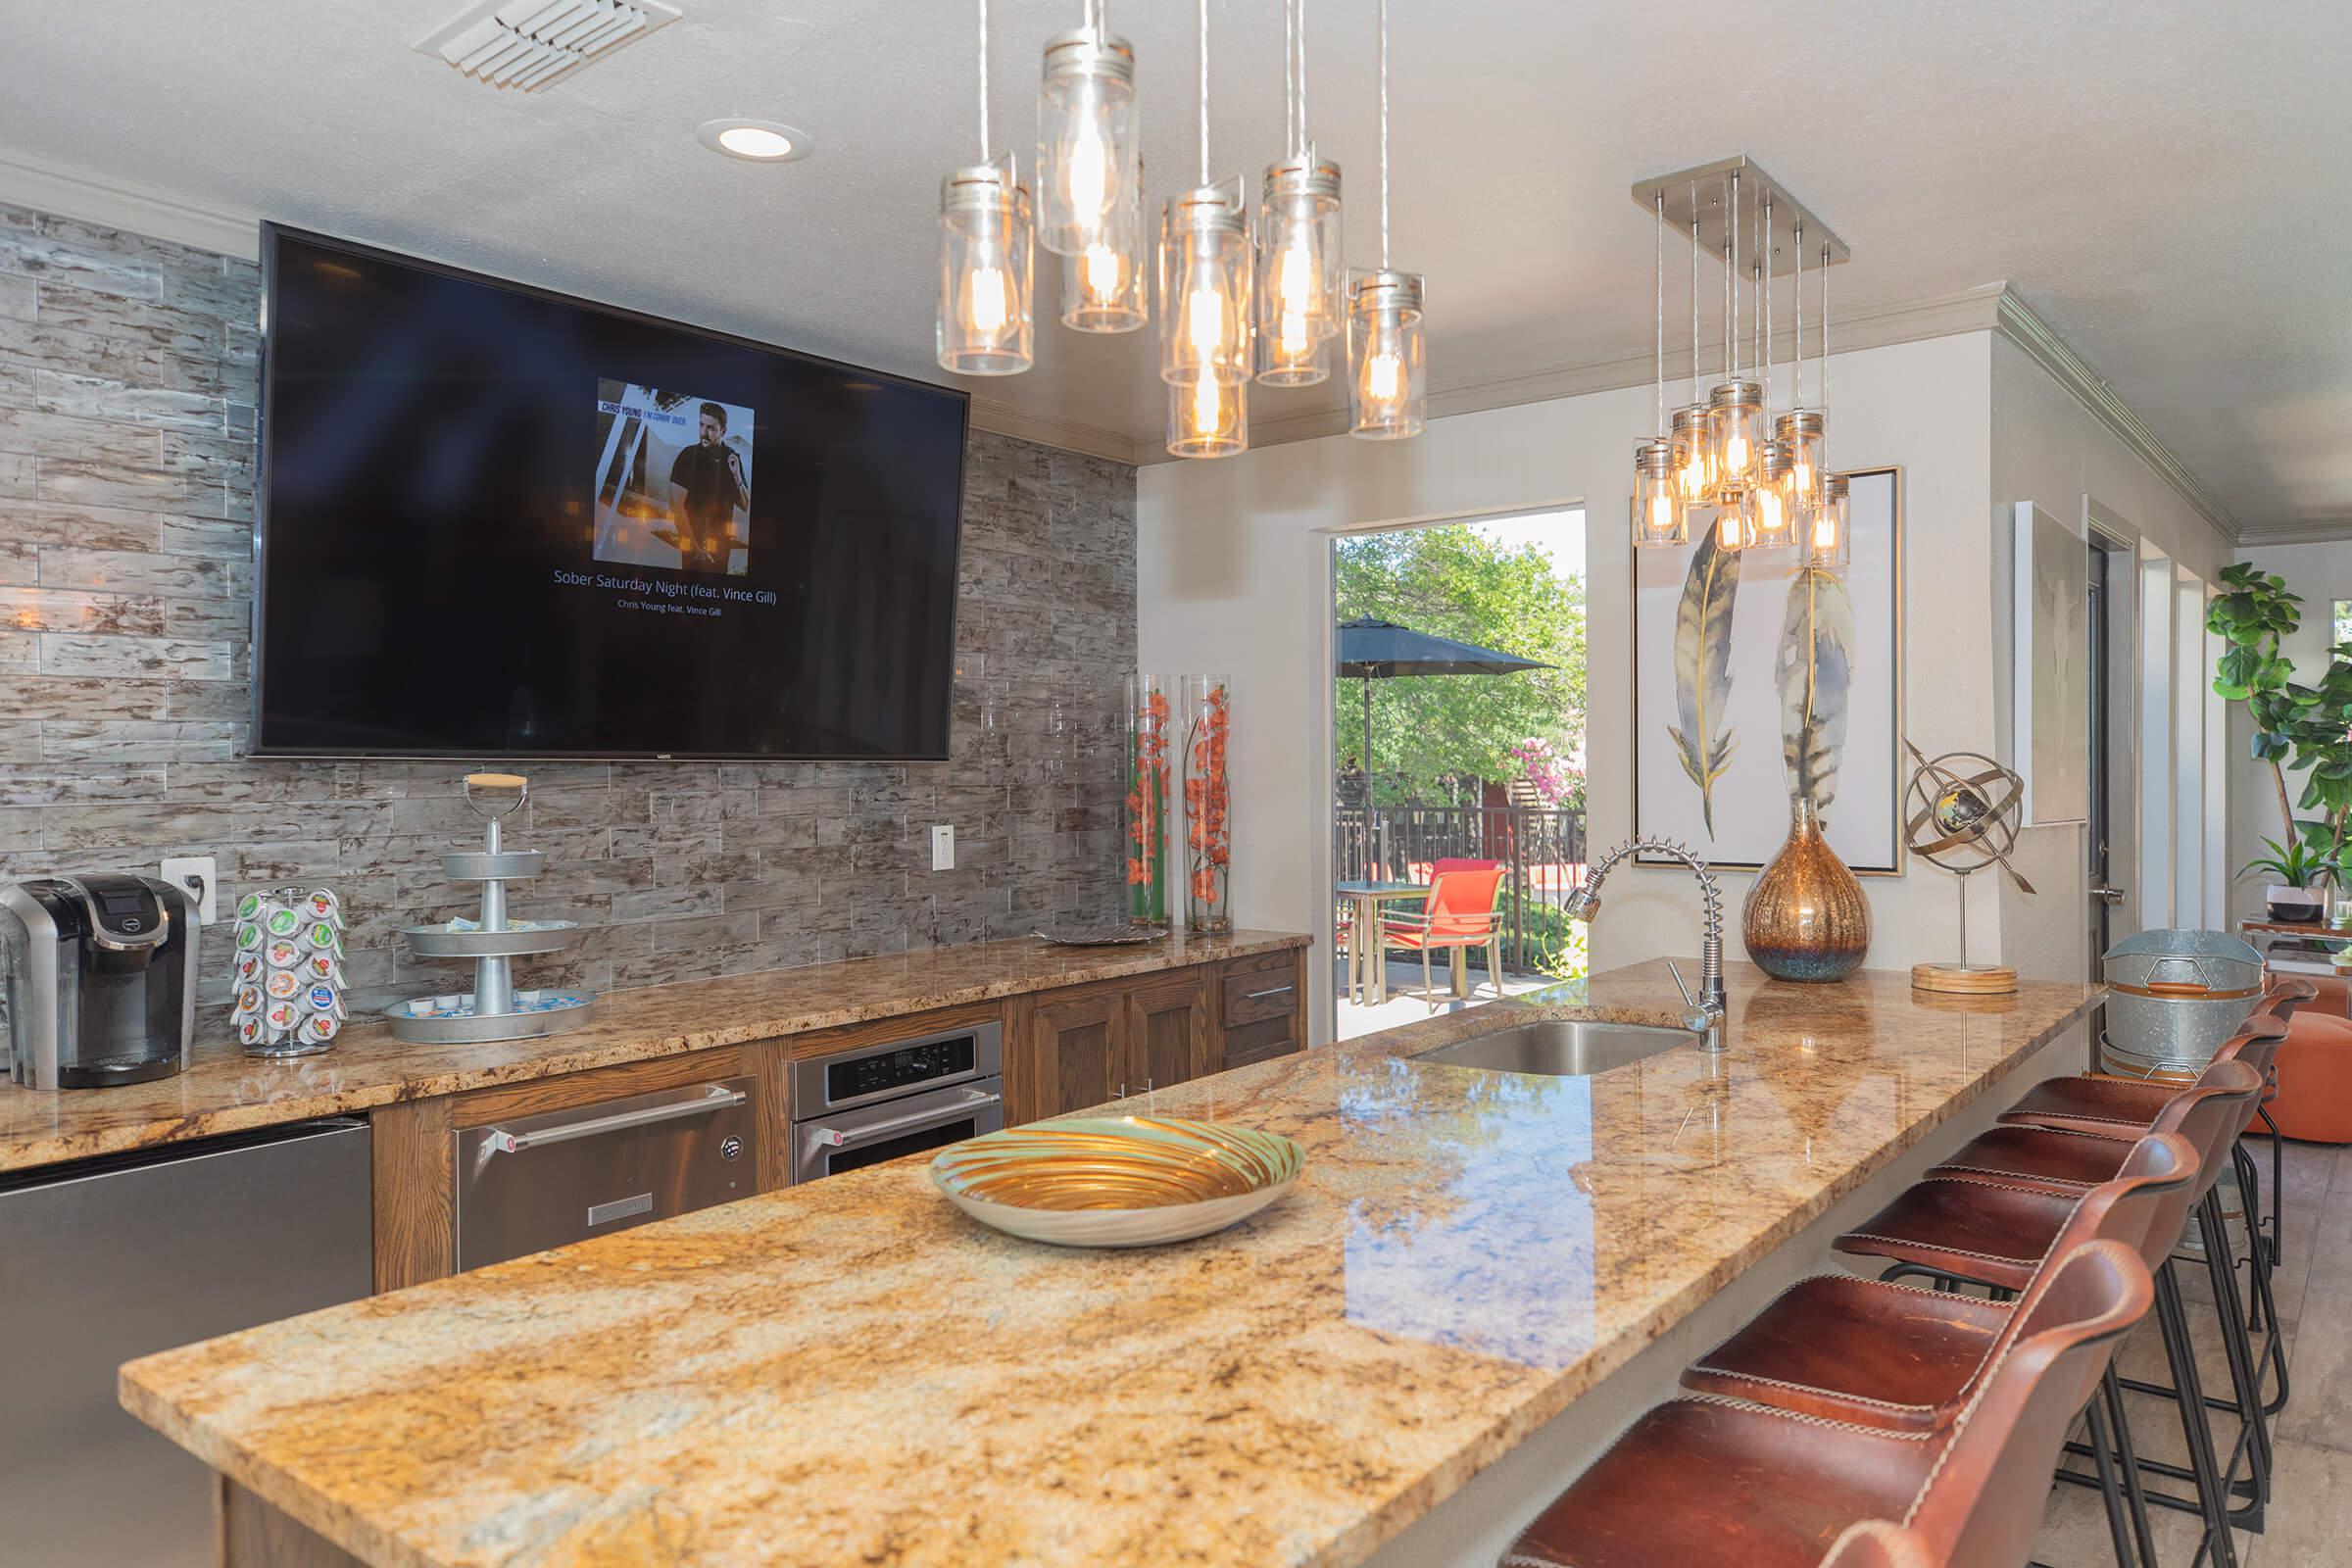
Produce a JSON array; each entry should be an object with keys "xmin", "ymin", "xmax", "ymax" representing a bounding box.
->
[
  {"xmin": 482, "ymin": 1084, "xmax": 747, "ymax": 1155},
  {"xmin": 1244, "ymin": 984, "xmax": 1296, "ymax": 1001}
]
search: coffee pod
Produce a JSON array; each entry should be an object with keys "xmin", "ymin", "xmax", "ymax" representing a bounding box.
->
[
  {"xmin": 307, "ymin": 983, "xmax": 337, "ymax": 1012},
  {"xmin": 238, "ymin": 1014, "xmax": 265, "ymax": 1046},
  {"xmin": 265, "ymin": 906, "xmax": 302, "ymax": 938},
  {"xmin": 302, "ymin": 952, "xmax": 343, "ymax": 985},
  {"xmin": 265, "ymin": 999, "xmax": 299, "ymax": 1032},
  {"xmin": 234, "ymin": 984, "xmax": 263, "ymax": 1016},
  {"xmin": 303, "ymin": 920, "xmax": 341, "ymax": 954},
  {"xmin": 266, "ymin": 969, "xmax": 302, "ymax": 1001},
  {"xmin": 298, "ymin": 1011, "xmax": 340, "ymax": 1046},
  {"xmin": 266, "ymin": 937, "xmax": 301, "ymax": 968},
  {"xmin": 235, "ymin": 892, "xmax": 265, "ymax": 922},
  {"xmin": 236, "ymin": 922, "xmax": 264, "ymax": 952},
  {"xmin": 236, "ymin": 952, "xmax": 264, "ymax": 983}
]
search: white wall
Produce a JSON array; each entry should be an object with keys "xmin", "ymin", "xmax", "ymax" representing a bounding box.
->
[
  {"xmin": 1139, "ymin": 333, "xmax": 1995, "ymax": 1041},
  {"xmin": 1986, "ymin": 334, "xmax": 2235, "ymax": 976}
]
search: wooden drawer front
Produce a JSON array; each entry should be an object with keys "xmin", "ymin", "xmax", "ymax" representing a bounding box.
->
[
  {"xmin": 1223, "ymin": 956, "xmax": 1301, "ymax": 1027},
  {"xmin": 1222, "ymin": 1014, "xmax": 1300, "ymax": 1069}
]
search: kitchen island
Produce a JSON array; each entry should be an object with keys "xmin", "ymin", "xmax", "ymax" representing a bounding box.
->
[{"xmin": 121, "ymin": 960, "xmax": 2100, "ymax": 1568}]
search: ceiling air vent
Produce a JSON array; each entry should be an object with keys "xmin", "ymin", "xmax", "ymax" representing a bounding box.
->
[{"xmin": 414, "ymin": 0, "xmax": 682, "ymax": 92}]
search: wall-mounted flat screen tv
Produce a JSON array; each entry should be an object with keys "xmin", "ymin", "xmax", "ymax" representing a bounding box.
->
[{"xmin": 251, "ymin": 224, "xmax": 968, "ymax": 760}]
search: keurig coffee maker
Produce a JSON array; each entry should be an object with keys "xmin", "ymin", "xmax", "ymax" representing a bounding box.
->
[{"xmin": 0, "ymin": 874, "xmax": 198, "ymax": 1089}]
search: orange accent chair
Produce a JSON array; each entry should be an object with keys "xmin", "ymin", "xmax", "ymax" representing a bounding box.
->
[
  {"xmin": 2260, "ymin": 972, "xmax": 2352, "ymax": 1144},
  {"xmin": 1380, "ymin": 862, "xmax": 1505, "ymax": 1005}
]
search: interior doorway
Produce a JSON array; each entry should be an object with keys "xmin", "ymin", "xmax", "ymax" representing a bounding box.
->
[{"xmin": 2086, "ymin": 526, "xmax": 2134, "ymax": 964}]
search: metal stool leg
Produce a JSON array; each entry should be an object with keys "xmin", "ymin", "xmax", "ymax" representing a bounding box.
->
[
  {"xmin": 2106, "ymin": 1365, "xmax": 2159, "ymax": 1568},
  {"xmin": 2196, "ymin": 1190, "xmax": 2273, "ymax": 1506},
  {"xmin": 2085, "ymin": 1391, "xmax": 2138, "ymax": 1567},
  {"xmin": 2156, "ymin": 1258, "xmax": 2243, "ymax": 1568}
]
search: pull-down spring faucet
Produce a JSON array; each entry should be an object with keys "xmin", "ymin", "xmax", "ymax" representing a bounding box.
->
[{"xmin": 1563, "ymin": 838, "xmax": 1728, "ymax": 1051}]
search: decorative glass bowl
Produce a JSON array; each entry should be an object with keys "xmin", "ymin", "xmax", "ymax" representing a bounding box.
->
[{"xmin": 931, "ymin": 1116, "xmax": 1303, "ymax": 1248}]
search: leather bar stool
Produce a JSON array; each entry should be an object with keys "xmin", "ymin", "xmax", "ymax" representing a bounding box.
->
[
  {"xmin": 1818, "ymin": 1521, "xmax": 1932, "ymax": 1568},
  {"xmin": 1681, "ymin": 1134, "xmax": 2193, "ymax": 1568},
  {"xmin": 1497, "ymin": 1244, "xmax": 2152, "ymax": 1568},
  {"xmin": 1835, "ymin": 1059, "xmax": 2263, "ymax": 1566}
]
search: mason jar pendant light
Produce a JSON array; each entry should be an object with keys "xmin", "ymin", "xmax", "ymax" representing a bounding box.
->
[
  {"xmin": 1670, "ymin": 182, "xmax": 1714, "ymax": 509},
  {"xmin": 1254, "ymin": 0, "xmax": 1343, "ymax": 386},
  {"xmin": 1347, "ymin": 0, "xmax": 1425, "ymax": 440},
  {"xmin": 1742, "ymin": 439, "xmax": 1797, "ymax": 550},
  {"xmin": 1705, "ymin": 172, "xmax": 1760, "ymax": 497},
  {"xmin": 1160, "ymin": 0, "xmax": 1250, "ymax": 457},
  {"xmin": 938, "ymin": 0, "xmax": 1034, "ymax": 375},
  {"xmin": 1634, "ymin": 191, "xmax": 1686, "ymax": 547},
  {"xmin": 1806, "ymin": 470, "xmax": 1851, "ymax": 568},
  {"xmin": 1039, "ymin": 2, "xmax": 1145, "ymax": 332}
]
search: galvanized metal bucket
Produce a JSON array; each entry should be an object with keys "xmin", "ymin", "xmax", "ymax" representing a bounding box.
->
[{"xmin": 2100, "ymin": 928, "xmax": 2266, "ymax": 1074}]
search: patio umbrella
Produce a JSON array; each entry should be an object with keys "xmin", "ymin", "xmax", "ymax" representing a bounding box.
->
[{"xmin": 1335, "ymin": 616, "xmax": 1549, "ymax": 785}]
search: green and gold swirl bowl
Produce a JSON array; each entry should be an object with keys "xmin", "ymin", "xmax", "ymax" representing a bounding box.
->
[{"xmin": 931, "ymin": 1116, "xmax": 1304, "ymax": 1248}]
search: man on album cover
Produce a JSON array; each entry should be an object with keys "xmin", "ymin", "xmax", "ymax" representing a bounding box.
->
[{"xmin": 664, "ymin": 402, "xmax": 749, "ymax": 572}]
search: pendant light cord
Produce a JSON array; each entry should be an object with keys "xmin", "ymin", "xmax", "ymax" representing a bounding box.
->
[
  {"xmin": 1198, "ymin": 0, "xmax": 1209, "ymax": 188},
  {"xmin": 1821, "ymin": 241, "xmax": 1831, "ymax": 419},
  {"xmin": 1762, "ymin": 196, "xmax": 1772, "ymax": 414},
  {"xmin": 1298, "ymin": 0, "xmax": 1308, "ymax": 153},
  {"xmin": 1284, "ymin": 0, "xmax": 1297, "ymax": 160},
  {"xmin": 976, "ymin": 0, "xmax": 991, "ymax": 161},
  {"xmin": 1689, "ymin": 183, "xmax": 1699, "ymax": 407},
  {"xmin": 1794, "ymin": 219, "xmax": 1805, "ymax": 412},
  {"xmin": 1727, "ymin": 172, "xmax": 1738, "ymax": 381},
  {"xmin": 1653, "ymin": 192, "xmax": 1664, "ymax": 435},
  {"xmin": 1377, "ymin": 0, "xmax": 1391, "ymax": 270}
]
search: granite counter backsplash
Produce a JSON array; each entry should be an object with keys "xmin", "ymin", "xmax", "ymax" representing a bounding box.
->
[{"xmin": 0, "ymin": 204, "xmax": 1139, "ymax": 1011}]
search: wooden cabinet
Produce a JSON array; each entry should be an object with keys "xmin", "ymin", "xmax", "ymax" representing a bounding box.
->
[
  {"xmin": 1004, "ymin": 964, "xmax": 1220, "ymax": 1123},
  {"xmin": 1217, "ymin": 948, "xmax": 1306, "ymax": 1069}
]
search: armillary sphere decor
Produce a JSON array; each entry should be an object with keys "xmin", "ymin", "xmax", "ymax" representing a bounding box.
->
[{"xmin": 1901, "ymin": 740, "xmax": 2035, "ymax": 996}]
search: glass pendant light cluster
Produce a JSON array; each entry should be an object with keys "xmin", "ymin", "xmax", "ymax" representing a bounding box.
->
[
  {"xmin": 938, "ymin": 0, "xmax": 1035, "ymax": 375},
  {"xmin": 940, "ymin": 0, "xmax": 1425, "ymax": 459},
  {"xmin": 1634, "ymin": 164, "xmax": 1845, "ymax": 567}
]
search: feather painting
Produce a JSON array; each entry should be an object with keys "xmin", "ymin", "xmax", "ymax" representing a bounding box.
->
[
  {"xmin": 1668, "ymin": 524, "xmax": 1742, "ymax": 836},
  {"xmin": 1778, "ymin": 565, "xmax": 1856, "ymax": 808}
]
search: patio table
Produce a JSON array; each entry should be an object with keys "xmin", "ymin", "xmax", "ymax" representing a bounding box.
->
[{"xmin": 1337, "ymin": 879, "xmax": 1429, "ymax": 1006}]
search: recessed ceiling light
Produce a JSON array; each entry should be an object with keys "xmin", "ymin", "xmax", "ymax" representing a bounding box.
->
[{"xmin": 698, "ymin": 119, "xmax": 812, "ymax": 163}]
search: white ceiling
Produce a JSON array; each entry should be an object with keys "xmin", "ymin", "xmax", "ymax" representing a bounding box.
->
[{"xmin": 3, "ymin": 0, "xmax": 2347, "ymax": 530}]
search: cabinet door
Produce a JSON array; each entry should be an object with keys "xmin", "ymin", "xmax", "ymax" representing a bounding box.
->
[
  {"xmin": 1016, "ymin": 986, "xmax": 1125, "ymax": 1122},
  {"xmin": 1125, "ymin": 969, "xmax": 1214, "ymax": 1093}
]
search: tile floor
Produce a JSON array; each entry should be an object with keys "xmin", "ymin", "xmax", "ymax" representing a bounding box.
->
[{"xmin": 2034, "ymin": 1134, "xmax": 2350, "ymax": 1566}]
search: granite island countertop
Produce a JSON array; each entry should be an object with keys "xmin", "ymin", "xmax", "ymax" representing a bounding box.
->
[
  {"xmin": 120, "ymin": 960, "xmax": 2100, "ymax": 1568},
  {"xmin": 0, "ymin": 927, "xmax": 1306, "ymax": 1173}
]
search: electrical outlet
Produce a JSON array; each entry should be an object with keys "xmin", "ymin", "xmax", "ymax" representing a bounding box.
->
[
  {"xmin": 930, "ymin": 824, "xmax": 956, "ymax": 871},
  {"xmin": 160, "ymin": 856, "xmax": 218, "ymax": 923}
]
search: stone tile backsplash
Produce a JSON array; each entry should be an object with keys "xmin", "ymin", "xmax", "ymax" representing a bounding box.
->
[{"xmin": 0, "ymin": 206, "xmax": 1135, "ymax": 1011}]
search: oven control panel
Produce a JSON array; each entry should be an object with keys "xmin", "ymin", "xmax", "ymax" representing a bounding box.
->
[{"xmin": 826, "ymin": 1036, "xmax": 976, "ymax": 1104}]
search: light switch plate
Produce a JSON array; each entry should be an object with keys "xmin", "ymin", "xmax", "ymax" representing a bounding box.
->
[
  {"xmin": 160, "ymin": 856, "xmax": 218, "ymax": 923},
  {"xmin": 930, "ymin": 824, "xmax": 955, "ymax": 871}
]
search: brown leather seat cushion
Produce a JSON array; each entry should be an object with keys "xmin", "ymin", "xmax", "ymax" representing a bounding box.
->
[
  {"xmin": 1681, "ymin": 1275, "xmax": 2009, "ymax": 1433},
  {"xmin": 1501, "ymin": 1397, "xmax": 1935, "ymax": 1568},
  {"xmin": 1930, "ymin": 1124, "xmax": 2133, "ymax": 1188},
  {"xmin": 1996, "ymin": 1074, "xmax": 2175, "ymax": 1136},
  {"xmin": 1832, "ymin": 1176, "xmax": 2077, "ymax": 1292}
]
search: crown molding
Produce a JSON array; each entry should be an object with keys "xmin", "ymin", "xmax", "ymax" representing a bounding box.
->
[
  {"xmin": 1988, "ymin": 287, "xmax": 2241, "ymax": 543},
  {"xmin": 2232, "ymin": 518, "xmax": 2352, "ymax": 549},
  {"xmin": 1173, "ymin": 282, "xmax": 2016, "ymax": 461},
  {"xmin": 0, "ymin": 149, "xmax": 259, "ymax": 261},
  {"xmin": 965, "ymin": 396, "xmax": 1141, "ymax": 465}
]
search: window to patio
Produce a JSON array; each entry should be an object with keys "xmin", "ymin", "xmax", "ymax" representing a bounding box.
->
[{"xmin": 1331, "ymin": 508, "xmax": 1588, "ymax": 1040}]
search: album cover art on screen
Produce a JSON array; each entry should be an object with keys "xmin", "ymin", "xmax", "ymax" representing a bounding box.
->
[{"xmin": 593, "ymin": 381, "xmax": 756, "ymax": 576}]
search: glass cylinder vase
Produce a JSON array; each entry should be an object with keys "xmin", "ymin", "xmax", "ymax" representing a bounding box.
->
[
  {"xmin": 1123, "ymin": 674, "xmax": 1172, "ymax": 926},
  {"xmin": 1182, "ymin": 674, "xmax": 1233, "ymax": 933}
]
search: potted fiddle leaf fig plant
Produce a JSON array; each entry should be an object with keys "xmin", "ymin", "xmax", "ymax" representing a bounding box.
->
[{"xmin": 2211, "ymin": 562, "xmax": 2352, "ymax": 921}]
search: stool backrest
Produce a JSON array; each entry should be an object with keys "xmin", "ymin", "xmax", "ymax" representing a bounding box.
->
[
  {"xmin": 1817, "ymin": 1520, "xmax": 1932, "ymax": 1568},
  {"xmin": 2250, "ymin": 976, "xmax": 2317, "ymax": 1028},
  {"xmin": 2212, "ymin": 1014, "xmax": 2291, "ymax": 1078},
  {"xmin": 2147, "ymin": 1056, "xmax": 2263, "ymax": 1200},
  {"xmin": 1902, "ymin": 1241, "xmax": 2152, "ymax": 1568}
]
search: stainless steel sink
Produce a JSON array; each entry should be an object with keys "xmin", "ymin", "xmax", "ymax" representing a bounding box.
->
[{"xmin": 1413, "ymin": 1018, "xmax": 1695, "ymax": 1077}]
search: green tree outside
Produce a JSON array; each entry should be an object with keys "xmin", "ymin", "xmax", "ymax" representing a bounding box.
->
[{"xmin": 1334, "ymin": 525, "xmax": 1588, "ymax": 804}]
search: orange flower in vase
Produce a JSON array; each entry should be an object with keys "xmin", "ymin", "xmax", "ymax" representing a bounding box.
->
[{"xmin": 1182, "ymin": 677, "xmax": 1232, "ymax": 933}]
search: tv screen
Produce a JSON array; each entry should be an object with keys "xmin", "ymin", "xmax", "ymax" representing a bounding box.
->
[{"xmin": 251, "ymin": 225, "xmax": 968, "ymax": 760}]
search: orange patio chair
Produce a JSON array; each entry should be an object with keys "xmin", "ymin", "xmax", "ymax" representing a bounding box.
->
[{"xmin": 1381, "ymin": 863, "xmax": 1505, "ymax": 1006}]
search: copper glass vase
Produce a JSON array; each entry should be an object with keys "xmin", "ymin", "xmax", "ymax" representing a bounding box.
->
[{"xmin": 1742, "ymin": 796, "xmax": 1870, "ymax": 982}]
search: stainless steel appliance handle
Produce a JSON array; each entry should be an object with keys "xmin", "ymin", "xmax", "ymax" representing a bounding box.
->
[
  {"xmin": 810, "ymin": 1087, "xmax": 1001, "ymax": 1149},
  {"xmin": 482, "ymin": 1084, "xmax": 748, "ymax": 1155},
  {"xmin": 1244, "ymin": 983, "xmax": 1296, "ymax": 1001}
]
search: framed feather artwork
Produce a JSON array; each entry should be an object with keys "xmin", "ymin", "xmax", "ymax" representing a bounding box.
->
[{"xmin": 1632, "ymin": 466, "xmax": 1903, "ymax": 872}]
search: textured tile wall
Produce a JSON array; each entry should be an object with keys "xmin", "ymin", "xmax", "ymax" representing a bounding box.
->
[{"xmin": 0, "ymin": 205, "xmax": 1134, "ymax": 1012}]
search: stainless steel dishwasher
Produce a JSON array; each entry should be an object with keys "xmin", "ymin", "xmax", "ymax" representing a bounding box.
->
[
  {"xmin": 0, "ymin": 1116, "xmax": 373, "ymax": 1568},
  {"xmin": 453, "ymin": 1075, "xmax": 757, "ymax": 1270}
]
